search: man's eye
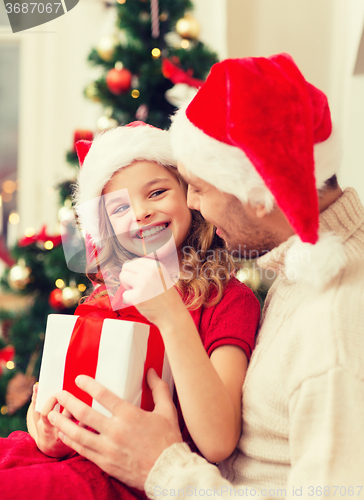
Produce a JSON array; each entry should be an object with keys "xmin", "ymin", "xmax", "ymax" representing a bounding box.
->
[{"xmin": 150, "ymin": 189, "xmax": 166, "ymax": 198}]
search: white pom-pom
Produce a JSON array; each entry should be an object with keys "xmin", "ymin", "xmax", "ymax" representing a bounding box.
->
[{"xmin": 285, "ymin": 232, "xmax": 347, "ymax": 288}]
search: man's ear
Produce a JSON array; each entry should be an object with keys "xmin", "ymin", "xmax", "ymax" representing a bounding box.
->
[{"xmin": 255, "ymin": 203, "xmax": 270, "ymax": 219}]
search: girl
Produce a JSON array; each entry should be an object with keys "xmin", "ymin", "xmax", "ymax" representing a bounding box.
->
[{"xmin": 2, "ymin": 122, "xmax": 260, "ymax": 500}]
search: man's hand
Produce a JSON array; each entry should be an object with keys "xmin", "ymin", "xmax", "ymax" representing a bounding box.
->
[
  {"xmin": 28, "ymin": 384, "xmax": 73, "ymax": 458},
  {"xmin": 48, "ymin": 369, "xmax": 183, "ymax": 490}
]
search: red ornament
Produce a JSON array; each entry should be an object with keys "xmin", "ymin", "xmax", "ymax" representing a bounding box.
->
[
  {"xmin": 106, "ymin": 68, "xmax": 132, "ymax": 95},
  {"xmin": 0, "ymin": 345, "xmax": 15, "ymax": 376},
  {"xmin": 73, "ymin": 130, "xmax": 93, "ymax": 151},
  {"xmin": 49, "ymin": 289, "xmax": 66, "ymax": 311}
]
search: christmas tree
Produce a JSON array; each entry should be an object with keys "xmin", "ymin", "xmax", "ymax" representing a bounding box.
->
[{"xmin": 0, "ymin": 0, "xmax": 219, "ymax": 436}]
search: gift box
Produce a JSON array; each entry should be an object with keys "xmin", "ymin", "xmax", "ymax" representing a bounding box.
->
[{"xmin": 36, "ymin": 311, "xmax": 173, "ymax": 417}]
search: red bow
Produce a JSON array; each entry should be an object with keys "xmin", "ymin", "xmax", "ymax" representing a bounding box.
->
[
  {"xmin": 19, "ymin": 225, "xmax": 62, "ymax": 248},
  {"xmin": 162, "ymin": 58, "xmax": 205, "ymax": 88}
]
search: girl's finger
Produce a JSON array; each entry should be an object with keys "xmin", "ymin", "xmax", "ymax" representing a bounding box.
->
[
  {"xmin": 40, "ymin": 395, "xmax": 59, "ymax": 417},
  {"xmin": 31, "ymin": 383, "xmax": 38, "ymax": 403},
  {"xmin": 119, "ymin": 269, "xmax": 143, "ymax": 289}
]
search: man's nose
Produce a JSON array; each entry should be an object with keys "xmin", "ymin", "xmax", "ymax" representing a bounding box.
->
[{"xmin": 186, "ymin": 187, "xmax": 200, "ymax": 211}]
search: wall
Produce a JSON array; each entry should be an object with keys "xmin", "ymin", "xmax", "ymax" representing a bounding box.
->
[
  {"xmin": 193, "ymin": 0, "xmax": 227, "ymax": 59},
  {"xmin": 338, "ymin": 0, "xmax": 364, "ymax": 199},
  {"xmin": 16, "ymin": 0, "xmax": 110, "ymax": 236},
  {"xmin": 226, "ymin": 0, "xmax": 364, "ymax": 201}
]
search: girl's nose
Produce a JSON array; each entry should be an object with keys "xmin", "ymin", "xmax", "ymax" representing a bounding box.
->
[{"xmin": 134, "ymin": 203, "xmax": 153, "ymax": 223}]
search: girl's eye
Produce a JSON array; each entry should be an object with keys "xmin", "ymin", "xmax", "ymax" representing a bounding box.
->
[
  {"xmin": 150, "ymin": 189, "xmax": 166, "ymax": 198},
  {"xmin": 113, "ymin": 204, "xmax": 130, "ymax": 215}
]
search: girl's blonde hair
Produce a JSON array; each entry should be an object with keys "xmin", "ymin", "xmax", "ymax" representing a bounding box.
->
[{"xmin": 87, "ymin": 163, "xmax": 237, "ymax": 310}]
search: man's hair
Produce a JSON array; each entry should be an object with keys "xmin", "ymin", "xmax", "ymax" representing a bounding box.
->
[{"xmin": 323, "ymin": 174, "xmax": 339, "ymax": 190}]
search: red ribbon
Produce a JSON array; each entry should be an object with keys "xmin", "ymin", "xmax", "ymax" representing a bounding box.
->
[{"xmin": 62, "ymin": 293, "xmax": 166, "ymax": 412}]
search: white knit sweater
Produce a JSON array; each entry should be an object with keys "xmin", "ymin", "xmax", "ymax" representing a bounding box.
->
[{"xmin": 145, "ymin": 188, "xmax": 364, "ymax": 499}]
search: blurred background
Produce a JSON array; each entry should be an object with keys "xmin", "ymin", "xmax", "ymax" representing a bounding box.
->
[
  {"xmin": 0, "ymin": 0, "xmax": 363, "ymax": 434},
  {"xmin": 0, "ymin": 0, "xmax": 363, "ymax": 244}
]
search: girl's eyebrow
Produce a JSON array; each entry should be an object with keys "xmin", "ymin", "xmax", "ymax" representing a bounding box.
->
[
  {"xmin": 143, "ymin": 177, "xmax": 171, "ymax": 189},
  {"xmin": 105, "ymin": 194, "xmax": 129, "ymax": 210}
]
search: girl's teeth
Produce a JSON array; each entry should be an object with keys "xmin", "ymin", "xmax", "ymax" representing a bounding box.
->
[{"xmin": 140, "ymin": 224, "xmax": 167, "ymax": 238}]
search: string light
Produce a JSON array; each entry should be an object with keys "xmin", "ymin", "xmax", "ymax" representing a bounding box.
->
[
  {"xmin": 55, "ymin": 279, "xmax": 65, "ymax": 289},
  {"xmin": 181, "ymin": 39, "xmax": 190, "ymax": 49},
  {"xmin": 151, "ymin": 47, "xmax": 161, "ymax": 59},
  {"xmin": 9, "ymin": 212, "xmax": 19, "ymax": 225},
  {"xmin": 117, "ymin": 0, "xmax": 126, "ymax": 3},
  {"xmin": 44, "ymin": 240, "xmax": 54, "ymax": 250},
  {"xmin": 24, "ymin": 227, "xmax": 35, "ymax": 237},
  {"xmin": 131, "ymin": 89, "xmax": 140, "ymax": 98},
  {"xmin": 6, "ymin": 361, "xmax": 15, "ymax": 370},
  {"xmin": 2, "ymin": 180, "xmax": 16, "ymax": 194},
  {"xmin": 1, "ymin": 406, "xmax": 8, "ymax": 415},
  {"xmin": 78, "ymin": 283, "xmax": 87, "ymax": 292}
]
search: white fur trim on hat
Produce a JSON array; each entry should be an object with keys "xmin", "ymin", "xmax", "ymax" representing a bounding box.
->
[
  {"xmin": 285, "ymin": 232, "xmax": 347, "ymax": 288},
  {"xmin": 74, "ymin": 126, "xmax": 176, "ymax": 242},
  {"xmin": 170, "ymin": 105, "xmax": 341, "ymax": 211}
]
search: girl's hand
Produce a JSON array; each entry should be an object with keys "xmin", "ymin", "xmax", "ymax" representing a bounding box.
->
[
  {"xmin": 119, "ymin": 257, "xmax": 183, "ymax": 328},
  {"xmin": 28, "ymin": 383, "xmax": 73, "ymax": 458}
]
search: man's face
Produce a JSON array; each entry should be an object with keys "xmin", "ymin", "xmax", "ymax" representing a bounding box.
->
[{"xmin": 177, "ymin": 162, "xmax": 281, "ymax": 258}]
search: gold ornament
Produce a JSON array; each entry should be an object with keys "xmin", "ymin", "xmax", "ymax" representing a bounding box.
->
[
  {"xmin": 176, "ymin": 13, "xmax": 200, "ymax": 40},
  {"xmin": 236, "ymin": 262, "xmax": 262, "ymax": 291},
  {"xmin": 85, "ymin": 83, "xmax": 100, "ymax": 102},
  {"xmin": 8, "ymin": 259, "xmax": 31, "ymax": 291},
  {"xmin": 139, "ymin": 11, "xmax": 150, "ymax": 22},
  {"xmin": 96, "ymin": 35, "xmax": 119, "ymax": 62},
  {"xmin": 62, "ymin": 285, "xmax": 81, "ymax": 308}
]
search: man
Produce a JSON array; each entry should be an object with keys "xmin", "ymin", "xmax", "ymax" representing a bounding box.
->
[{"xmin": 49, "ymin": 54, "xmax": 364, "ymax": 498}]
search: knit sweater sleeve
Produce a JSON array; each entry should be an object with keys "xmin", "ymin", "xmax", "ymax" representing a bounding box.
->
[{"xmin": 145, "ymin": 445, "xmax": 286, "ymax": 499}]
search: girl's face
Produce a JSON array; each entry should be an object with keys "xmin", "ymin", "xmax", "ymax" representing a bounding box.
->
[{"xmin": 102, "ymin": 161, "xmax": 192, "ymax": 257}]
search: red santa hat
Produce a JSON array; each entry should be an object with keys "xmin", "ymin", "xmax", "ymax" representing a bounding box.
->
[
  {"xmin": 74, "ymin": 122, "xmax": 176, "ymax": 243},
  {"xmin": 170, "ymin": 53, "xmax": 347, "ymax": 287}
]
